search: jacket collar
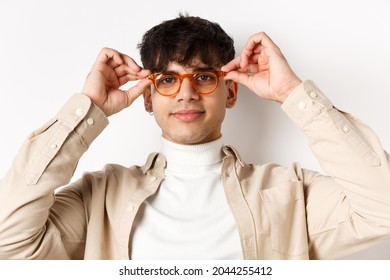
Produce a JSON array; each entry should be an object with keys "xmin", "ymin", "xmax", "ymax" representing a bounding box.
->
[
  {"xmin": 141, "ymin": 145, "xmax": 245, "ymax": 175},
  {"xmin": 222, "ymin": 145, "xmax": 245, "ymax": 167},
  {"xmin": 141, "ymin": 152, "xmax": 166, "ymax": 177}
]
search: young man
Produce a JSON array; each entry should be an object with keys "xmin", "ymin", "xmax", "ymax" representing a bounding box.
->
[{"xmin": 0, "ymin": 15, "xmax": 389, "ymax": 260}]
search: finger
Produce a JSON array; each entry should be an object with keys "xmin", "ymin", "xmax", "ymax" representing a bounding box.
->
[
  {"xmin": 241, "ymin": 32, "xmax": 278, "ymax": 68},
  {"xmin": 239, "ymin": 63, "xmax": 260, "ymax": 74},
  {"xmin": 114, "ymin": 68, "xmax": 151, "ymax": 89},
  {"xmin": 246, "ymin": 32, "xmax": 277, "ymax": 51},
  {"xmin": 96, "ymin": 47, "xmax": 124, "ymax": 66},
  {"xmin": 240, "ymin": 33, "xmax": 263, "ymax": 68},
  {"xmin": 224, "ymin": 71, "xmax": 252, "ymax": 88},
  {"xmin": 118, "ymin": 74, "xmax": 145, "ymax": 86},
  {"xmin": 114, "ymin": 64, "xmax": 128, "ymax": 76},
  {"xmin": 107, "ymin": 58, "xmax": 122, "ymax": 69},
  {"xmin": 114, "ymin": 64, "xmax": 139, "ymax": 78},
  {"xmin": 138, "ymin": 68, "xmax": 152, "ymax": 77},
  {"xmin": 253, "ymin": 32, "xmax": 283, "ymax": 57},
  {"xmin": 109, "ymin": 52, "xmax": 137, "ymax": 70},
  {"xmin": 122, "ymin": 55, "xmax": 143, "ymax": 72},
  {"xmin": 116, "ymin": 70, "xmax": 151, "ymax": 86},
  {"xmin": 221, "ymin": 56, "xmax": 241, "ymax": 72},
  {"xmin": 124, "ymin": 79, "xmax": 152, "ymax": 107},
  {"xmin": 114, "ymin": 61, "xmax": 150, "ymax": 78},
  {"xmin": 222, "ymin": 61, "xmax": 258, "ymax": 77}
]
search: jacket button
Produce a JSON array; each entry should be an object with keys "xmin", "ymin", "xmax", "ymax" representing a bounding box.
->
[
  {"xmin": 75, "ymin": 108, "xmax": 83, "ymax": 116},
  {"xmin": 87, "ymin": 118, "xmax": 94, "ymax": 125},
  {"xmin": 342, "ymin": 125, "xmax": 350, "ymax": 133},
  {"xmin": 150, "ymin": 176, "xmax": 157, "ymax": 182},
  {"xmin": 309, "ymin": 91, "xmax": 318, "ymax": 99}
]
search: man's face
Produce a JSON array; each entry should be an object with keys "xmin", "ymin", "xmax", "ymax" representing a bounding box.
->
[{"xmin": 144, "ymin": 60, "xmax": 237, "ymax": 145}]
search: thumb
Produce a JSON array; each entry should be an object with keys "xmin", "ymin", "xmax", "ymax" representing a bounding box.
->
[
  {"xmin": 225, "ymin": 71, "xmax": 252, "ymax": 89},
  {"xmin": 124, "ymin": 79, "xmax": 152, "ymax": 107}
]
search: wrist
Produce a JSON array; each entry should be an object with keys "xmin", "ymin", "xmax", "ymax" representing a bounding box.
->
[{"xmin": 278, "ymin": 78, "xmax": 302, "ymax": 104}]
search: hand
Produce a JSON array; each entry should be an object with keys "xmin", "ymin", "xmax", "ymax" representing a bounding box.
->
[
  {"xmin": 82, "ymin": 48, "xmax": 152, "ymax": 117},
  {"xmin": 221, "ymin": 32, "xmax": 302, "ymax": 103}
]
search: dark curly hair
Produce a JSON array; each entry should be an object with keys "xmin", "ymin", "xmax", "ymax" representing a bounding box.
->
[{"xmin": 138, "ymin": 15, "xmax": 235, "ymax": 72}]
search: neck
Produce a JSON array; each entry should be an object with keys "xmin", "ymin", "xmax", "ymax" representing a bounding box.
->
[{"xmin": 160, "ymin": 137, "xmax": 224, "ymax": 175}]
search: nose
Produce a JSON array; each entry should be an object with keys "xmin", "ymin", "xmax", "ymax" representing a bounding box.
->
[{"xmin": 175, "ymin": 77, "xmax": 200, "ymax": 102}]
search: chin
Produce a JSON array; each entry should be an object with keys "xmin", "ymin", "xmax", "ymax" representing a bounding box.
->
[
  {"xmin": 166, "ymin": 132, "xmax": 218, "ymax": 145},
  {"xmin": 171, "ymin": 137, "xmax": 203, "ymax": 145}
]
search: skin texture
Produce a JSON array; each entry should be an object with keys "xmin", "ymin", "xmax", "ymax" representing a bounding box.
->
[
  {"xmin": 143, "ymin": 61, "xmax": 238, "ymax": 144},
  {"xmin": 222, "ymin": 32, "xmax": 301, "ymax": 103},
  {"xmin": 81, "ymin": 32, "xmax": 302, "ymax": 144},
  {"xmin": 82, "ymin": 47, "xmax": 152, "ymax": 117}
]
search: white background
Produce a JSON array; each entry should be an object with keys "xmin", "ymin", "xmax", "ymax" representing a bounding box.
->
[{"xmin": 0, "ymin": 0, "xmax": 389, "ymax": 259}]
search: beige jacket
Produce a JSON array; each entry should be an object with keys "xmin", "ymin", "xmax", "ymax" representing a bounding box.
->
[{"xmin": 1, "ymin": 81, "xmax": 389, "ymax": 259}]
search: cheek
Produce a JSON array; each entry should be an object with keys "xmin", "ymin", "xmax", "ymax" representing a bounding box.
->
[
  {"xmin": 151, "ymin": 96, "xmax": 169, "ymax": 125},
  {"xmin": 209, "ymin": 94, "xmax": 229, "ymax": 114},
  {"xmin": 151, "ymin": 94, "xmax": 165, "ymax": 113},
  {"xmin": 212, "ymin": 104, "xmax": 227, "ymax": 125}
]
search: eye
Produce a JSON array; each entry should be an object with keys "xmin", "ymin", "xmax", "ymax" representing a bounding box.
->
[
  {"xmin": 156, "ymin": 74, "xmax": 178, "ymax": 86},
  {"xmin": 194, "ymin": 72, "xmax": 216, "ymax": 83},
  {"xmin": 162, "ymin": 77, "xmax": 175, "ymax": 84}
]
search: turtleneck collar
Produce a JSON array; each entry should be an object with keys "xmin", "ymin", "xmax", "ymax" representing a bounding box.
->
[{"xmin": 160, "ymin": 137, "xmax": 224, "ymax": 175}]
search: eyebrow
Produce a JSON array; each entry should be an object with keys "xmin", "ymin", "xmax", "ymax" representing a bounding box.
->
[
  {"xmin": 191, "ymin": 66, "xmax": 216, "ymax": 72},
  {"xmin": 160, "ymin": 66, "xmax": 217, "ymax": 73}
]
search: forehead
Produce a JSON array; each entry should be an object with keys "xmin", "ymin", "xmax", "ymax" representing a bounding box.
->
[{"xmin": 164, "ymin": 59, "xmax": 215, "ymax": 72}]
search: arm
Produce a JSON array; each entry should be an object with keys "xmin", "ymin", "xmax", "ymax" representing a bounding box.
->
[
  {"xmin": 223, "ymin": 32, "xmax": 390, "ymax": 258},
  {"xmin": 0, "ymin": 48, "xmax": 151, "ymax": 259},
  {"xmin": 282, "ymin": 81, "xmax": 390, "ymax": 258},
  {"xmin": 222, "ymin": 32, "xmax": 302, "ymax": 103}
]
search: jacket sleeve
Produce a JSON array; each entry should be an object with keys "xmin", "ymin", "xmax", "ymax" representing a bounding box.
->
[
  {"xmin": 281, "ymin": 80, "xmax": 390, "ymax": 259},
  {"xmin": 0, "ymin": 93, "xmax": 108, "ymax": 259}
]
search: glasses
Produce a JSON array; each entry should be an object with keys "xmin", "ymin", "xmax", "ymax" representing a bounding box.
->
[{"xmin": 147, "ymin": 70, "xmax": 226, "ymax": 97}]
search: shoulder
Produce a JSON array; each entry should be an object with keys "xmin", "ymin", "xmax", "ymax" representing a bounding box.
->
[
  {"xmin": 223, "ymin": 145, "xmax": 303, "ymax": 183},
  {"xmin": 74, "ymin": 152, "xmax": 165, "ymax": 192}
]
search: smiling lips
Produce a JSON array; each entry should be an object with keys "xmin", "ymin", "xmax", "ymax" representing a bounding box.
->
[{"xmin": 172, "ymin": 109, "xmax": 205, "ymax": 121}]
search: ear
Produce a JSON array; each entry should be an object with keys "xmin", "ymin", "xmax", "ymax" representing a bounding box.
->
[
  {"xmin": 225, "ymin": 81, "xmax": 238, "ymax": 109},
  {"xmin": 143, "ymin": 86, "xmax": 153, "ymax": 113}
]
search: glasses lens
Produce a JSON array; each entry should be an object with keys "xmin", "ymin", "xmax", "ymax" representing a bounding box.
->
[
  {"xmin": 193, "ymin": 72, "xmax": 218, "ymax": 94},
  {"xmin": 155, "ymin": 73, "xmax": 180, "ymax": 96},
  {"xmin": 153, "ymin": 71, "xmax": 220, "ymax": 96}
]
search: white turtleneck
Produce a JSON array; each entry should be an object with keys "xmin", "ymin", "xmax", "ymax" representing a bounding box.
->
[{"xmin": 130, "ymin": 137, "xmax": 243, "ymax": 260}]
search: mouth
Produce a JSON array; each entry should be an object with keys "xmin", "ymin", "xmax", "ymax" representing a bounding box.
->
[{"xmin": 172, "ymin": 109, "xmax": 205, "ymax": 121}]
